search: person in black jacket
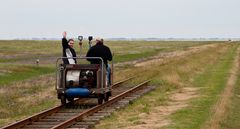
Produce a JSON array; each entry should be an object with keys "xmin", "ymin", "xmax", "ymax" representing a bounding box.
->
[
  {"xmin": 86, "ymin": 38, "xmax": 113, "ymax": 85},
  {"xmin": 62, "ymin": 31, "xmax": 77, "ymax": 64},
  {"xmin": 86, "ymin": 38, "xmax": 112, "ymax": 66}
]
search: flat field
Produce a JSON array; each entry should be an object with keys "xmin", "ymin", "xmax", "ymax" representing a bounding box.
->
[{"xmin": 0, "ymin": 40, "xmax": 239, "ymax": 129}]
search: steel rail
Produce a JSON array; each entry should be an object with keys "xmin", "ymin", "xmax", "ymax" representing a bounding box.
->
[
  {"xmin": 1, "ymin": 77, "xmax": 134, "ymax": 129},
  {"xmin": 50, "ymin": 80, "xmax": 150, "ymax": 129}
]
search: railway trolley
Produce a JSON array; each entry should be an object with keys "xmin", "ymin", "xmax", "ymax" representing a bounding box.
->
[{"xmin": 56, "ymin": 57, "xmax": 113, "ymax": 105}]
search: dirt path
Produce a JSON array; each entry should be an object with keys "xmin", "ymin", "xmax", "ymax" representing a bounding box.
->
[
  {"xmin": 203, "ymin": 46, "xmax": 240, "ymax": 129},
  {"xmin": 125, "ymin": 87, "xmax": 199, "ymax": 129}
]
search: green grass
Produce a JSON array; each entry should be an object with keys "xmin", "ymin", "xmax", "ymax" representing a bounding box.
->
[
  {"xmin": 165, "ymin": 44, "xmax": 238, "ymax": 129},
  {"xmin": 0, "ymin": 64, "xmax": 54, "ymax": 86},
  {"xmin": 220, "ymin": 64, "xmax": 240, "ymax": 129},
  {"xmin": 0, "ymin": 40, "xmax": 61, "ymax": 55},
  {"xmin": 0, "ymin": 40, "xmax": 227, "ymax": 127},
  {"xmin": 114, "ymin": 48, "xmax": 161, "ymax": 62}
]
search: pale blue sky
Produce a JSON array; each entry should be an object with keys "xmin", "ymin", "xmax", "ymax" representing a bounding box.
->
[{"xmin": 0, "ymin": 0, "xmax": 239, "ymax": 39}]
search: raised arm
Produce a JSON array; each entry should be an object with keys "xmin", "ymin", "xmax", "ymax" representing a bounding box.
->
[{"xmin": 62, "ymin": 31, "xmax": 69, "ymax": 49}]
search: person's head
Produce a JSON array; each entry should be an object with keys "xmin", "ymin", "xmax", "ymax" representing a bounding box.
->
[
  {"xmin": 96, "ymin": 37, "xmax": 104, "ymax": 44},
  {"xmin": 68, "ymin": 39, "xmax": 74, "ymax": 48}
]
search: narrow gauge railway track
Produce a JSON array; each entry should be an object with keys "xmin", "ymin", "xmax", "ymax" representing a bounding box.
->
[
  {"xmin": 62, "ymin": 80, "xmax": 154, "ymax": 129},
  {"xmin": 2, "ymin": 78, "xmax": 154, "ymax": 129}
]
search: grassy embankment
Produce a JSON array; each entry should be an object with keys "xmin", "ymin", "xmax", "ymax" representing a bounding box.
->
[
  {"xmin": 164, "ymin": 43, "xmax": 239, "ymax": 129},
  {"xmin": 221, "ymin": 46, "xmax": 240, "ymax": 129},
  {"xmin": 95, "ymin": 43, "xmax": 239, "ymax": 129},
  {"xmin": 0, "ymin": 64, "xmax": 54, "ymax": 86}
]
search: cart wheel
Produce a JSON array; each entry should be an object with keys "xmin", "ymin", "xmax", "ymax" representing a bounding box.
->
[
  {"xmin": 104, "ymin": 93, "xmax": 110, "ymax": 102},
  {"xmin": 61, "ymin": 95, "xmax": 66, "ymax": 105},
  {"xmin": 98, "ymin": 95, "xmax": 104, "ymax": 104},
  {"xmin": 67, "ymin": 97, "xmax": 74, "ymax": 102}
]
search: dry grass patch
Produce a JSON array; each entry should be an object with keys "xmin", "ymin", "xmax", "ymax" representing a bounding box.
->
[
  {"xmin": 0, "ymin": 74, "xmax": 58, "ymax": 126},
  {"xmin": 124, "ymin": 87, "xmax": 199, "ymax": 129},
  {"xmin": 134, "ymin": 43, "xmax": 218, "ymax": 67}
]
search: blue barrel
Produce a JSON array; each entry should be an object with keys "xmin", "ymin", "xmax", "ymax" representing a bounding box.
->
[{"xmin": 66, "ymin": 88, "xmax": 90, "ymax": 97}]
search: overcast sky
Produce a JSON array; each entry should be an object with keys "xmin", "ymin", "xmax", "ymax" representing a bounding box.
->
[{"xmin": 0, "ymin": 0, "xmax": 239, "ymax": 39}]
